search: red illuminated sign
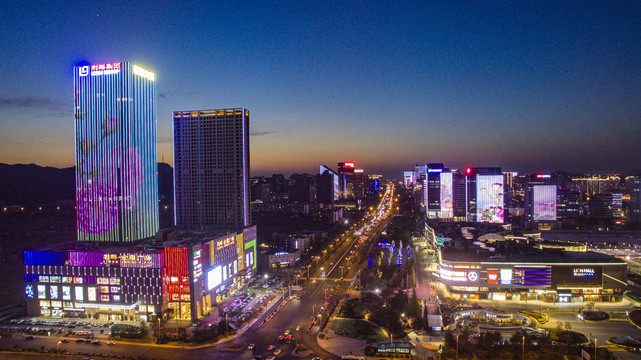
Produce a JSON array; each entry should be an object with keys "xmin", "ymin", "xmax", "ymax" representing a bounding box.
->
[
  {"xmin": 344, "ymin": 162, "xmax": 355, "ymax": 168},
  {"xmin": 466, "ymin": 168, "xmax": 471, "ymax": 174},
  {"xmin": 91, "ymin": 63, "xmax": 121, "ymax": 71},
  {"xmin": 487, "ymin": 269, "xmax": 499, "ymax": 285}
]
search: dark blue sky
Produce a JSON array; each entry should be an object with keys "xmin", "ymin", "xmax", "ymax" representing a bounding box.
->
[{"xmin": 1, "ymin": 1, "xmax": 640, "ymax": 178}]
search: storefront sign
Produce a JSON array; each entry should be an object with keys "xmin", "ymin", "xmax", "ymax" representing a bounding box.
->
[{"xmin": 573, "ymin": 268, "xmax": 595, "ymax": 277}]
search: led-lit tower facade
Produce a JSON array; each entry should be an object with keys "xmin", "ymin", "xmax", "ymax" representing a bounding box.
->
[
  {"xmin": 73, "ymin": 62, "xmax": 159, "ymax": 242},
  {"xmin": 173, "ymin": 108, "xmax": 251, "ymax": 229}
]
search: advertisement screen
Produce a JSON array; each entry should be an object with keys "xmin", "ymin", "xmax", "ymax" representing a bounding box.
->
[
  {"xmin": 38, "ymin": 285, "xmax": 46, "ymax": 299},
  {"xmin": 552, "ymin": 266, "xmax": 602, "ymax": 286},
  {"xmin": 50, "ymin": 286, "xmax": 58, "ymax": 299},
  {"xmin": 75, "ymin": 286, "xmax": 84, "ymax": 301},
  {"xmin": 534, "ymin": 185, "xmax": 557, "ymax": 221},
  {"xmin": 487, "ymin": 269, "xmax": 499, "ymax": 285},
  {"xmin": 440, "ymin": 172, "xmax": 453, "ymax": 219},
  {"xmin": 207, "ymin": 266, "xmax": 222, "ymax": 291},
  {"xmin": 500, "ymin": 269, "xmax": 513, "ymax": 285},
  {"xmin": 62, "ymin": 286, "xmax": 71, "ymax": 300},
  {"xmin": 25, "ymin": 285, "xmax": 34, "ymax": 299},
  {"xmin": 88, "ymin": 287, "xmax": 96, "ymax": 301},
  {"xmin": 476, "ymin": 175, "xmax": 504, "ymax": 223},
  {"xmin": 514, "ymin": 266, "xmax": 551, "ymax": 287}
]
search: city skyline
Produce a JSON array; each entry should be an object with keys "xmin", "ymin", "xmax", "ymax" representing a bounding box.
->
[{"xmin": 1, "ymin": 1, "xmax": 640, "ymax": 179}]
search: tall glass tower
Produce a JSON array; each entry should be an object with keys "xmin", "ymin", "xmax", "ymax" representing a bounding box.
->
[{"xmin": 73, "ymin": 62, "xmax": 158, "ymax": 242}]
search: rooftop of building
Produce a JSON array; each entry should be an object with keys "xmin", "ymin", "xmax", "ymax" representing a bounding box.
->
[
  {"xmin": 440, "ymin": 240, "xmax": 625, "ymax": 265},
  {"xmin": 32, "ymin": 225, "xmax": 255, "ymax": 254}
]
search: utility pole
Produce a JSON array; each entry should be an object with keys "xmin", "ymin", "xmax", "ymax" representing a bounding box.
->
[{"xmin": 594, "ymin": 337, "xmax": 597, "ymax": 360}]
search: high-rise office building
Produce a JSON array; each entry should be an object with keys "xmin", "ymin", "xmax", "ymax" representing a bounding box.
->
[
  {"xmin": 425, "ymin": 163, "xmax": 454, "ymax": 221},
  {"xmin": 73, "ymin": 62, "xmax": 158, "ymax": 242},
  {"xmin": 173, "ymin": 108, "xmax": 250, "ymax": 229},
  {"xmin": 630, "ymin": 176, "xmax": 641, "ymax": 223},
  {"xmin": 465, "ymin": 167, "xmax": 504, "ymax": 223},
  {"xmin": 318, "ymin": 165, "xmax": 339, "ymax": 205},
  {"xmin": 337, "ymin": 162, "xmax": 364, "ymax": 200}
]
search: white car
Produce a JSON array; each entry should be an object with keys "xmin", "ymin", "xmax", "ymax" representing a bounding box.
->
[
  {"xmin": 284, "ymin": 329, "xmax": 290, "ymax": 335},
  {"xmin": 248, "ymin": 343, "xmax": 255, "ymax": 350},
  {"xmin": 295, "ymin": 325, "xmax": 301, "ymax": 331}
]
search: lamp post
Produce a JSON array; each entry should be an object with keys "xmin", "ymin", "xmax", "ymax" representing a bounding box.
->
[
  {"xmin": 456, "ymin": 334, "xmax": 459, "ymax": 360},
  {"xmin": 594, "ymin": 337, "xmax": 597, "ymax": 360},
  {"xmin": 340, "ymin": 265, "xmax": 344, "ymax": 278}
]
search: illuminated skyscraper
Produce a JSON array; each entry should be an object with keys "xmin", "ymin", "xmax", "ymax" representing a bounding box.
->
[
  {"xmin": 73, "ymin": 62, "xmax": 158, "ymax": 242},
  {"xmin": 173, "ymin": 108, "xmax": 250, "ymax": 229}
]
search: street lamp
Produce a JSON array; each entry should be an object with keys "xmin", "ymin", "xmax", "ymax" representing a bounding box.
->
[
  {"xmin": 456, "ymin": 334, "xmax": 459, "ymax": 360},
  {"xmin": 522, "ymin": 335, "xmax": 525, "ymax": 360}
]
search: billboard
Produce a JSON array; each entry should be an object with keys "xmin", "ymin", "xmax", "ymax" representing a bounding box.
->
[
  {"xmin": 514, "ymin": 266, "xmax": 551, "ymax": 287},
  {"xmin": 476, "ymin": 175, "xmax": 504, "ymax": 223},
  {"xmin": 440, "ymin": 172, "xmax": 453, "ymax": 219},
  {"xmin": 533, "ymin": 185, "xmax": 557, "ymax": 221},
  {"xmin": 500, "ymin": 268, "xmax": 513, "ymax": 285},
  {"xmin": 207, "ymin": 266, "xmax": 222, "ymax": 291},
  {"xmin": 487, "ymin": 269, "xmax": 499, "ymax": 285},
  {"xmin": 552, "ymin": 265, "xmax": 602, "ymax": 287}
]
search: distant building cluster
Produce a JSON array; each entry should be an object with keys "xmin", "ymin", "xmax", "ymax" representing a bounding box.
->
[
  {"xmin": 404, "ymin": 163, "xmax": 641, "ymax": 230},
  {"xmin": 23, "ymin": 62, "xmax": 257, "ymax": 322},
  {"xmin": 251, "ymin": 161, "xmax": 381, "ymax": 216}
]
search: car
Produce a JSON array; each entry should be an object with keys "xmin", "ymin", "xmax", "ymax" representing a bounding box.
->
[
  {"xmin": 248, "ymin": 343, "xmax": 255, "ymax": 350},
  {"xmin": 267, "ymin": 345, "xmax": 275, "ymax": 351},
  {"xmin": 267, "ymin": 357, "xmax": 276, "ymax": 360},
  {"xmin": 25, "ymin": 335, "xmax": 35, "ymax": 340},
  {"xmin": 274, "ymin": 348, "xmax": 282, "ymax": 355},
  {"xmin": 285, "ymin": 334, "xmax": 293, "ymax": 340},
  {"xmin": 277, "ymin": 335, "xmax": 284, "ymax": 341},
  {"xmin": 252, "ymin": 357, "xmax": 262, "ymax": 360},
  {"xmin": 61, "ymin": 338, "xmax": 70, "ymax": 343},
  {"xmin": 91, "ymin": 340, "xmax": 101, "ymax": 345},
  {"xmin": 75, "ymin": 339, "xmax": 85, "ymax": 343},
  {"xmin": 107, "ymin": 341, "xmax": 115, "ymax": 346},
  {"xmin": 295, "ymin": 325, "xmax": 301, "ymax": 331},
  {"xmin": 284, "ymin": 329, "xmax": 290, "ymax": 335}
]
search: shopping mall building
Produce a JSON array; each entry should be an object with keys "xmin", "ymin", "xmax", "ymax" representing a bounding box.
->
[
  {"xmin": 436, "ymin": 244, "xmax": 627, "ymax": 303},
  {"xmin": 23, "ymin": 226, "xmax": 257, "ymax": 322}
]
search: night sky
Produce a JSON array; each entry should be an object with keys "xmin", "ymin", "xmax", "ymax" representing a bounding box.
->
[{"xmin": 1, "ymin": 1, "xmax": 640, "ymax": 179}]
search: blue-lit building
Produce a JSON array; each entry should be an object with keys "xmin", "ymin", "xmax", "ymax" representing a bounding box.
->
[{"xmin": 73, "ymin": 62, "xmax": 159, "ymax": 242}]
